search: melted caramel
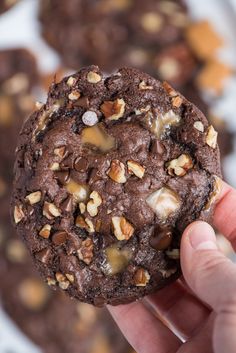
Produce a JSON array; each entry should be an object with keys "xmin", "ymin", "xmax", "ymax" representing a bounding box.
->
[
  {"xmin": 103, "ymin": 244, "xmax": 132, "ymax": 276},
  {"xmin": 66, "ymin": 179, "xmax": 89, "ymax": 203},
  {"xmin": 81, "ymin": 124, "xmax": 116, "ymax": 153},
  {"xmin": 146, "ymin": 109, "xmax": 181, "ymax": 138}
]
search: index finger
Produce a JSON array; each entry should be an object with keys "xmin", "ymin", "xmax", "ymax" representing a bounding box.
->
[{"xmin": 213, "ymin": 180, "xmax": 236, "ymax": 249}]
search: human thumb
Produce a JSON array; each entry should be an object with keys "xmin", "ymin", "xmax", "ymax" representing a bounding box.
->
[{"xmin": 181, "ymin": 221, "xmax": 236, "ymax": 353}]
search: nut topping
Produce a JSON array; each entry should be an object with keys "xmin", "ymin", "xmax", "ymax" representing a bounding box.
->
[
  {"xmin": 43, "ymin": 202, "xmax": 61, "ymax": 219},
  {"xmin": 134, "ymin": 268, "xmax": 150, "ymax": 287},
  {"xmin": 50, "ymin": 162, "xmax": 60, "ymax": 171},
  {"xmin": 159, "ymin": 268, "xmax": 177, "ymax": 278},
  {"xmin": 14, "ymin": 204, "xmax": 25, "ymax": 224},
  {"xmin": 101, "ymin": 98, "xmax": 125, "ymax": 120},
  {"xmin": 107, "ymin": 160, "xmax": 127, "ymax": 183},
  {"xmin": 66, "ymin": 76, "xmax": 76, "ymax": 86},
  {"xmin": 194, "ymin": 121, "xmax": 204, "ymax": 132},
  {"xmin": 79, "ymin": 202, "xmax": 86, "ymax": 214},
  {"xmin": 25, "ymin": 191, "xmax": 42, "ymax": 205},
  {"xmin": 35, "ymin": 101, "xmax": 43, "ymax": 110},
  {"xmin": 68, "ymin": 90, "xmax": 81, "ymax": 100},
  {"xmin": 77, "ymin": 238, "xmax": 94, "ymax": 265},
  {"xmin": 39, "ymin": 224, "xmax": 51, "ymax": 239},
  {"xmin": 166, "ymin": 154, "xmax": 193, "ymax": 177},
  {"xmin": 53, "ymin": 146, "xmax": 66, "ymax": 158},
  {"xmin": 66, "ymin": 180, "xmax": 89, "ymax": 203},
  {"xmin": 87, "ymin": 191, "xmax": 102, "ymax": 217},
  {"xmin": 206, "ymin": 125, "xmax": 218, "ymax": 149},
  {"xmin": 87, "ymin": 71, "xmax": 102, "ymax": 83},
  {"xmin": 139, "ymin": 81, "xmax": 153, "ymax": 90},
  {"xmin": 112, "ymin": 216, "xmax": 134, "ymax": 241},
  {"xmin": 204, "ymin": 175, "xmax": 222, "ymax": 211},
  {"xmin": 85, "ymin": 218, "xmax": 95, "ymax": 233},
  {"xmin": 166, "ymin": 248, "xmax": 180, "ymax": 259},
  {"xmin": 127, "ymin": 160, "xmax": 145, "ymax": 179},
  {"xmin": 162, "ymin": 81, "xmax": 178, "ymax": 97},
  {"xmin": 47, "ymin": 277, "xmax": 56, "ymax": 286},
  {"xmin": 146, "ymin": 187, "xmax": 181, "ymax": 220},
  {"xmin": 75, "ymin": 215, "xmax": 88, "ymax": 228},
  {"xmin": 65, "ymin": 273, "xmax": 74, "ymax": 283},
  {"xmin": 55, "ymin": 272, "xmax": 70, "ymax": 290},
  {"xmin": 103, "ymin": 245, "xmax": 132, "ymax": 276},
  {"xmin": 82, "ymin": 111, "xmax": 98, "ymax": 126},
  {"xmin": 172, "ymin": 96, "xmax": 183, "ymax": 108},
  {"xmin": 75, "ymin": 216, "xmax": 95, "ymax": 233}
]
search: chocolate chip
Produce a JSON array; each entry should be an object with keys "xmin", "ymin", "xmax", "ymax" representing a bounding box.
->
[
  {"xmin": 52, "ymin": 230, "xmax": 68, "ymax": 245},
  {"xmin": 88, "ymin": 168, "xmax": 101, "ymax": 184},
  {"xmin": 35, "ymin": 248, "xmax": 51, "ymax": 264},
  {"xmin": 151, "ymin": 140, "xmax": 165, "ymax": 155},
  {"xmin": 54, "ymin": 170, "xmax": 70, "ymax": 185},
  {"xmin": 74, "ymin": 96, "xmax": 90, "ymax": 108},
  {"xmin": 61, "ymin": 196, "xmax": 73, "ymax": 212},
  {"xmin": 60, "ymin": 154, "xmax": 74, "ymax": 169},
  {"xmin": 74, "ymin": 157, "xmax": 89, "ymax": 172},
  {"xmin": 150, "ymin": 227, "xmax": 173, "ymax": 251},
  {"xmin": 93, "ymin": 296, "xmax": 106, "ymax": 307}
]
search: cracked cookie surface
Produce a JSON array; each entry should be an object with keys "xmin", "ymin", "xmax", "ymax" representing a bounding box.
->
[{"xmin": 12, "ymin": 66, "xmax": 221, "ymax": 306}]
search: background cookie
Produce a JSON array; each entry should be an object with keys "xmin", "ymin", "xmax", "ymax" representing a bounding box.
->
[
  {"xmin": 0, "ymin": 0, "xmax": 18, "ymax": 14},
  {"xmin": 12, "ymin": 66, "xmax": 221, "ymax": 306}
]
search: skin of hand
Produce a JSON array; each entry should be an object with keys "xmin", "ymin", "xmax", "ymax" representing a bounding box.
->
[{"xmin": 108, "ymin": 181, "xmax": 236, "ymax": 353}]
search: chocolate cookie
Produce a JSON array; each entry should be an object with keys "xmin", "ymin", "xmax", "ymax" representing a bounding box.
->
[
  {"xmin": 0, "ymin": 49, "xmax": 38, "ymax": 162},
  {"xmin": 0, "ymin": 229, "xmax": 131, "ymax": 353},
  {"xmin": 128, "ymin": 0, "xmax": 188, "ymax": 47},
  {"xmin": 39, "ymin": 0, "xmax": 129, "ymax": 71},
  {"xmin": 0, "ymin": 48, "xmax": 38, "ymax": 228},
  {"xmin": 39, "ymin": 0, "xmax": 188, "ymax": 72},
  {"xmin": 153, "ymin": 42, "xmax": 197, "ymax": 87},
  {"xmin": 12, "ymin": 66, "xmax": 221, "ymax": 306}
]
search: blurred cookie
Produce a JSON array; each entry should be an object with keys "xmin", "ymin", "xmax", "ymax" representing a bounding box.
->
[{"xmin": 0, "ymin": 0, "xmax": 18, "ymax": 14}]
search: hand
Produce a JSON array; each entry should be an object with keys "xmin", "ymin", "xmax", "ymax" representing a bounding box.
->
[{"xmin": 108, "ymin": 181, "xmax": 236, "ymax": 353}]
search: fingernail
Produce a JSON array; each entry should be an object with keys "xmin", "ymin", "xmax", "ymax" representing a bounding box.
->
[{"xmin": 187, "ymin": 222, "xmax": 218, "ymax": 250}]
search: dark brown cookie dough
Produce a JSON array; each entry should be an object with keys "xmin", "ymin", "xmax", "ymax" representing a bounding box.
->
[
  {"xmin": 0, "ymin": 49, "xmax": 38, "ymax": 226},
  {"xmin": 0, "ymin": 0, "xmax": 18, "ymax": 14},
  {"xmin": 39, "ymin": 0, "xmax": 188, "ymax": 72},
  {"xmin": 0, "ymin": 49, "xmax": 38, "ymax": 162},
  {"xmin": 153, "ymin": 42, "xmax": 197, "ymax": 87},
  {"xmin": 0, "ymin": 229, "xmax": 131, "ymax": 353},
  {"xmin": 128, "ymin": 0, "xmax": 188, "ymax": 47},
  {"xmin": 39, "ymin": 0, "xmax": 129, "ymax": 71},
  {"xmin": 12, "ymin": 66, "xmax": 221, "ymax": 306}
]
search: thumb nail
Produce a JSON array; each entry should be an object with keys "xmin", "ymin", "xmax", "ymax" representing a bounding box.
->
[{"xmin": 187, "ymin": 222, "xmax": 218, "ymax": 250}]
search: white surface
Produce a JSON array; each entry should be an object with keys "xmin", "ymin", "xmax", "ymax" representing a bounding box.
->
[
  {"xmin": 0, "ymin": 307, "xmax": 41, "ymax": 353},
  {"xmin": 186, "ymin": 0, "xmax": 236, "ymax": 187},
  {"xmin": 0, "ymin": 0, "xmax": 60, "ymax": 72}
]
